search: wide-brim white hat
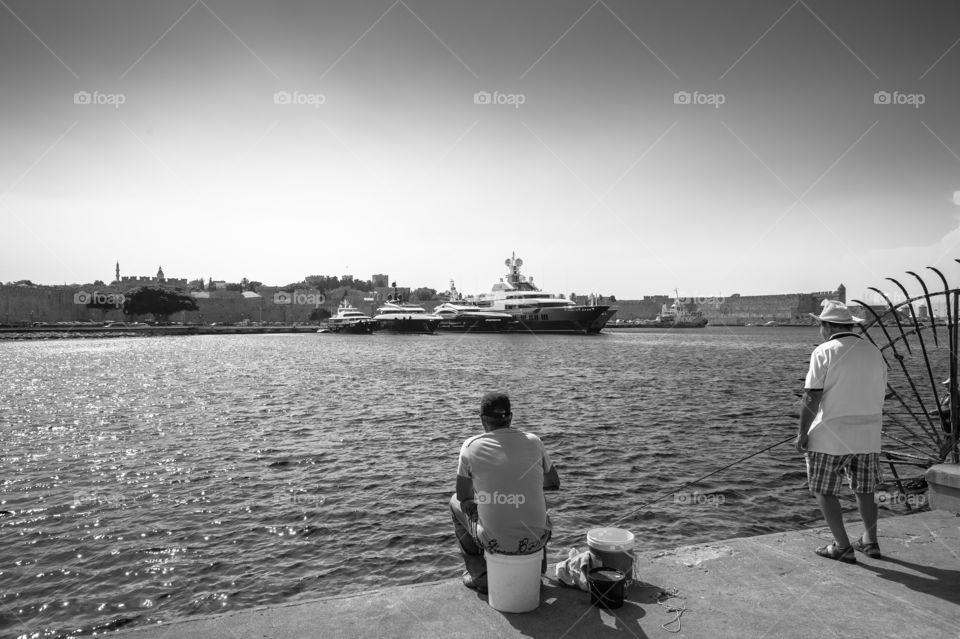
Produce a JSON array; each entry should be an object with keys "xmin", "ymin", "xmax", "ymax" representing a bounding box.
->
[{"xmin": 808, "ymin": 299, "xmax": 863, "ymax": 324}]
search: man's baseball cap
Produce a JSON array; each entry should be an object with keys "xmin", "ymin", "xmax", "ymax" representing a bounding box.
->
[
  {"xmin": 481, "ymin": 392, "xmax": 512, "ymax": 419},
  {"xmin": 808, "ymin": 299, "xmax": 863, "ymax": 324}
]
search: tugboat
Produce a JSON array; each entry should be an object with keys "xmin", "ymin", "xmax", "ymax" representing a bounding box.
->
[
  {"xmin": 322, "ymin": 300, "xmax": 376, "ymax": 334},
  {"xmin": 468, "ymin": 254, "xmax": 615, "ymax": 334},
  {"xmin": 636, "ymin": 291, "xmax": 708, "ymax": 328},
  {"xmin": 372, "ymin": 300, "xmax": 441, "ymax": 334}
]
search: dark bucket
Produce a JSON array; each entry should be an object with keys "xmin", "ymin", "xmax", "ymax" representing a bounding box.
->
[{"xmin": 587, "ymin": 567, "xmax": 626, "ymax": 609}]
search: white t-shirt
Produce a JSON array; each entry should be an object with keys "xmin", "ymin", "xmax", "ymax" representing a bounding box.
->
[
  {"xmin": 457, "ymin": 428, "xmax": 553, "ymax": 554},
  {"xmin": 805, "ymin": 333, "xmax": 887, "ymax": 454}
]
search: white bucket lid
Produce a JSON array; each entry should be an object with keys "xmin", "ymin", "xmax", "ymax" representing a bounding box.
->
[{"xmin": 587, "ymin": 527, "xmax": 635, "ymax": 552}]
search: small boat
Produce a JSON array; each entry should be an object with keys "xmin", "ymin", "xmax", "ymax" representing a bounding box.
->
[
  {"xmin": 433, "ymin": 301, "xmax": 513, "ymax": 332},
  {"xmin": 372, "ymin": 301, "xmax": 441, "ymax": 334},
  {"xmin": 324, "ymin": 301, "xmax": 376, "ymax": 334}
]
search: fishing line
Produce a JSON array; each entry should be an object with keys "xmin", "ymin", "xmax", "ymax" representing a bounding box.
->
[{"xmin": 608, "ymin": 433, "xmax": 796, "ymax": 526}]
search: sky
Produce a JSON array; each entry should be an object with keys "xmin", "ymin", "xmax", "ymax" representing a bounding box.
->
[{"xmin": 1, "ymin": 0, "xmax": 959, "ymax": 303}]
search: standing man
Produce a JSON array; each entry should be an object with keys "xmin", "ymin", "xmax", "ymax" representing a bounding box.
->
[
  {"xmin": 450, "ymin": 392, "xmax": 561, "ymax": 593},
  {"xmin": 797, "ymin": 301, "xmax": 888, "ymax": 563}
]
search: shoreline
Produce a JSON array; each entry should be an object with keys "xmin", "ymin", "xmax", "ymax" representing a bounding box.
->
[{"xmin": 0, "ymin": 325, "xmax": 321, "ymax": 340}]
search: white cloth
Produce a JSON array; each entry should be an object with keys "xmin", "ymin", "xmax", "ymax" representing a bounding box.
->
[{"xmin": 804, "ymin": 333, "xmax": 887, "ymax": 454}]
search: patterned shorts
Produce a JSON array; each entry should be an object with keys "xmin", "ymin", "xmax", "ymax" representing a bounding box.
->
[{"xmin": 805, "ymin": 452, "xmax": 882, "ymax": 496}]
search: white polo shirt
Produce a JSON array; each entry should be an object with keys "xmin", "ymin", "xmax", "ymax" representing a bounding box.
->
[{"xmin": 805, "ymin": 332, "xmax": 887, "ymax": 454}]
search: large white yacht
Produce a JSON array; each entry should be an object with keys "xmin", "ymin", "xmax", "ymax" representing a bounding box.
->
[
  {"xmin": 372, "ymin": 301, "xmax": 441, "ymax": 334},
  {"xmin": 468, "ymin": 254, "xmax": 615, "ymax": 334},
  {"xmin": 433, "ymin": 301, "xmax": 513, "ymax": 332},
  {"xmin": 322, "ymin": 300, "xmax": 376, "ymax": 334}
]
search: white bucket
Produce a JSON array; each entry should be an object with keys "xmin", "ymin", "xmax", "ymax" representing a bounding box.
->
[{"xmin": 485, "ymin": 552, "xmax": 542, "ymax": 613}]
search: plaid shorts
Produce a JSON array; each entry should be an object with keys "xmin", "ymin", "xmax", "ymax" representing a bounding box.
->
[{"xmin": 805, "ymin": 451, "xmax": 882, "ymax": 496}]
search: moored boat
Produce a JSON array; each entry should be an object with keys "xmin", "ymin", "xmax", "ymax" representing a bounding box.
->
[
  {"xmin": 468, "ymin": 254, "xmax": 615, "ymax": 334},
  {"xmin": 372, "ymin": 301, "xmax": 441, "ymax": 334},
  {"xmin": 433, "ymin": 301, "xmax": 513, "ymax": 332},
  {"xmin": 323, "ymin": 301, "xmax": 376, "ymax": 334},
  {"xmin": 635, "ymin": 291, "xmax": 708, "ymax": 328}
]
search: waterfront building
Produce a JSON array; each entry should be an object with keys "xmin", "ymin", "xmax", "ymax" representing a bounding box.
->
[{"xmin": 113, "ymin": 263, "xmax": 188, "ymax": 289}]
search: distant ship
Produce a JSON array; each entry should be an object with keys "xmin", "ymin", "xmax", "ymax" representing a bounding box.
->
[
  {"xmin": 433, "ymin": 301, "xmax": 513, "ymax": 333},
  {"xmin": 322, "ymin": 300, "xmax": 376, "ymax": 334},
  {"xmin": 635, "ymin": 291, "xmax": 708, "ymax": 328},
  {"xmin": 468, "ymin": 254, "xmax": 615, "ymax": 334},
  {"xmin": 372, "ymin": 301, "xmax": 441, "ymax": 334}
]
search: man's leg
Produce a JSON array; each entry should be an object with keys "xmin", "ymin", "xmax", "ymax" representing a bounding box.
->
[
  {"xmin": 449, "ymin": 494, "xmax": 486, "ymax": 580},
  {"xmin": 854, "ymin": 492, "xmax": 878, "ymax": 544},
  {"xmin": 815, "ymin": 493, "xmax": 850, "ymax": 548},
  {"xmin": 851, "ymin": 453, "xmax": 881, "ymax": 545},
  {"xmin": 807, "ymin": 452, "xmax": 850, "ymax": 548}
]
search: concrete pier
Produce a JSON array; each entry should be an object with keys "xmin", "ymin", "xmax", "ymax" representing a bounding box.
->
[{"xmin": 117, "ymin": 509, "xmax": 960, "ymax": 638}]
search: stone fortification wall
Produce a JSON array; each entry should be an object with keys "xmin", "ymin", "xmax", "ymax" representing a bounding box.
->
[
  {"xmin": 699, "ymin": 290, "xmax": 836, "ymax": 325},
  {"xmin": 0, "ymin": 285, "xmax": 385, "ymax": 325}
]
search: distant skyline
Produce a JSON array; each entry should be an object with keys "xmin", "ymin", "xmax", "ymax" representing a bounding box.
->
[{"xmin": 2, "ymin": 1, "xmax": 960, "ymax": 302}]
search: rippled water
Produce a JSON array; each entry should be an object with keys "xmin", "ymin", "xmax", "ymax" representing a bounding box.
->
[{"xmin": 0, "ymin": 328, "xmax": 909, "ymax": 636}]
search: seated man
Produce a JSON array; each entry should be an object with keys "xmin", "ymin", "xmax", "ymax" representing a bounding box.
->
[{"xmin": 450, "ymin": 392, "xmax": 561, "ymax": 593}]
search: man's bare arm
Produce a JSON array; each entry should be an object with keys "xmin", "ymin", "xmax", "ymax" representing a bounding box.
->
[
  {"xmin": 796, "ymin": 389, "xmax": 823, "ymax": 452},
  {"xmin": 543, "ymin": 465, "xmax": 560, "ymax": 491}
]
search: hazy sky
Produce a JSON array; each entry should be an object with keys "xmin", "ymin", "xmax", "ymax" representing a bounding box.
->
[{"xmin": 2, "ymin": 1, "xmax": 959, "ymax": 302}]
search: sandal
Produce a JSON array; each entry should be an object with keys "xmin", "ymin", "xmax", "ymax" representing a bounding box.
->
[
  {"xmin": 851, "ymin": 536, "xmax": 882, "ymax": 559},
  {"xmin": 462, "ymin": 572, "xmax": 488, "ymax": 595},
  {"xmin": 815, "ymin": 542, "xmax": 856, "ymax": 563}
]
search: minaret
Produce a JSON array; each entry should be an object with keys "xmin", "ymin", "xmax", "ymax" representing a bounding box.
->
[{"xmin": 115, "ymin": 261, "xmax": 120, "ymax": 283}]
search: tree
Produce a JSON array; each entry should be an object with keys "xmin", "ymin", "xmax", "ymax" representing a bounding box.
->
[
  {"xmin": 247, "ymin": 281, "xmax": 262, "ymax": 292},
  {"xmin": 609, "ymin": 295, "xmax": 617, "ymax": 303},
  {"xmin": 225, "ymin": 283, "xmax": 243, "ymax": 291},
  {"xmin": 410, "ymin": 287, "xmax": 437, "ymax": 302},
  {"xmin": 309, "ymin": 308, "xmax": 331, "ymax": 323},
  {"xmin": 122, "ymin": 286, "xmax": 199, "ymax": 323}
]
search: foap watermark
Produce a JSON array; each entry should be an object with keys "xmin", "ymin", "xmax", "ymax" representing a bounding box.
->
[
  {"xmin": 674, "ymin": 90, "xmax": 725, "ymax": 108},
  {"xmin": 74, "ymin": 90, "xmax": 126, "ymax": 109},
  {"xmin": 473, "ymin": 90, "xmax": 526, "ymax": 109},
  {"xmin": 677, "ymin": 295, "xmax": 725, "ymax": 306},
  {"xmin": 274, "ymin": 493, "xmax": 325, "ymax": 508},
  {"xmin": 73, "ymin": 492, "xmax": 126, "ymax": 507},
  {"xmin": 74, "ymin": 290, "xmax": 126, "ymax": 308},
  {"xmin": 873, "ymin": 90, "xmax": 925, "ymax": 109},
  {"xmin": 475, "ymin": 490, "xmax": 526, "ymax": 508},
  {"xmin": 273, "ymin": 291, "xmax": 325, "ymax": 306},
  {"xmin": 673, "ymin": 491, "xmax": 725, "ymax": 507},
  {"xmin": 875, "ymin": 490, "xmax": 926, "ymax": 508},
  {"xmin": 274, "ymin": 90, "xmax": 325, "ymax": 108}
]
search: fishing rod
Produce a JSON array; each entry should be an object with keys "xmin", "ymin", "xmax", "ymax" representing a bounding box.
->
[{"xmin": 608, "ymin": 433, "xmax": 796, "ymax": 527}]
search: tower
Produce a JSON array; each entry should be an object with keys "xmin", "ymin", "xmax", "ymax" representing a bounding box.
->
[
  {"xmin": 157, "ymin": 265, "xmax": 165, "ymax": 282},
  {"xmin": 837, "ymin": 283, "xmax": 846, "ymax": 303},
  {"xmin": 115, "ymin": 261, "xmax": 120, "ymax": 283}
]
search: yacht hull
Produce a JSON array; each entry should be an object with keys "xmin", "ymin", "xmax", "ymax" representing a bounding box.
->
[
  {"xmin": 375, "ymin": 318, "xmax": 440, "ymax": 334},
  {"xmin": 436, "ymin": 316, "xmax": 513, "ymax": 333},
  {"xmin": 501, "ymin": 305, "xmax": 615, "ymax": 334}
]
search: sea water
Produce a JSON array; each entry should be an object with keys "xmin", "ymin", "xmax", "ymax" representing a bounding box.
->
[{"xmin": 0, "ymin": 328, "xmax": 893, "ymax": 636}]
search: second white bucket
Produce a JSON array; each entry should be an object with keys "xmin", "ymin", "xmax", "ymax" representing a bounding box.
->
[{"xmin": 485, "ymin": 552, "xmax": 542, "ymax": 613}]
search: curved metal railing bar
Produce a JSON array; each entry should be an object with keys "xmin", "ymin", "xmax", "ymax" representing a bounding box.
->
[{"xmin": 886, "ymin": 276, "xmax": 943, "ymax": 430}]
